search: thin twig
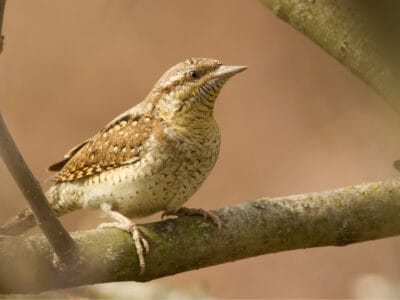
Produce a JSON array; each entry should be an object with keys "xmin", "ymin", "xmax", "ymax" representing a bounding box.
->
[
  {"xmin": 0, "ymin": 0, "xmax": 5, "ymax": 53},
  {"xmin": 0, "ymin": 113, "xmax": 79, "ymax": 266}
]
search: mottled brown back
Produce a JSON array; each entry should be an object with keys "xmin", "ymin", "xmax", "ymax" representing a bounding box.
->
[{"xmin": 50, "ymin": 113, "xmax": 155, "ymax": 182}]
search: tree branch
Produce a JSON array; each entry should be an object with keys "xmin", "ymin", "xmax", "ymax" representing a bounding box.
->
[
  {"xmin": 0, "ymin": 114, "xmax": 79, "ymax": 266},
  {"xmin": 1, "ymin": 178, "xmax": 399, "ymax": 293},
  {"xmin": 260, "ymin": 0, "xmax": 400, "ymax": 113}
]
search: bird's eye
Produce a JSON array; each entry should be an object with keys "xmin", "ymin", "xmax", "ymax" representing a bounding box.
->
[{"xmin": 188, "ymin": 70, "xmax": 199, "ymax": 79}]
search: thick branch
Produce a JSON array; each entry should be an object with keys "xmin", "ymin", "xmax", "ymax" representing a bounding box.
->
[
  {"xmin": 260, "ymin": 0, "xmax": 400, "ymax": 113},
  {"xmin": 1, "ymin": 178, "xmax": 399, "ymax": 293},
  {"xmin": 0, "ymin": 114, "xmax": 78, "ymax": 266}
]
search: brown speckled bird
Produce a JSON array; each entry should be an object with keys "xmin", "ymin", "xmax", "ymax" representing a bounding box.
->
[{"xmin": 0, "ymin": 58, "xmax": 247, "ymax": 273}]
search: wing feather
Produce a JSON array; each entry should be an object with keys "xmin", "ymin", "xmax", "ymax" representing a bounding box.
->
[
  {"xmin": 49, "ymin": 112, "xmax": 155, "ymax": 182},
  {"xmin": 48, "ymin": 138, "xmax": 90, "ymax": 171}
]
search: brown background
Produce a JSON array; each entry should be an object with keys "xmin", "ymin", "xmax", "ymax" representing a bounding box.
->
[{"xmin": 1, "ymin": 0, "xmax": 400, "ymax": 298}]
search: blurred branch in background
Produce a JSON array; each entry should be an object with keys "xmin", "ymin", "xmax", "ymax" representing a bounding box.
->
[
  {"xmin": 260, "ymin": 0, "xmax": 400, "ymax": 114},
  {"xmin": 1, "ymin": 178, "xmax": 400, "ymax": 293},
  {"xmin": 0, "ymin": 2, "xmax": 78, "ymax": 268}
]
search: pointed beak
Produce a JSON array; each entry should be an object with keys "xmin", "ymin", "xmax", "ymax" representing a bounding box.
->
[{"xmin": 212, "ymin": 65, "xmax": 247, "ymax": 80}]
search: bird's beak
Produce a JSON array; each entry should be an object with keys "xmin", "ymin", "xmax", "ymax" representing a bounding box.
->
[{"xmin": 212, "ymin": 65, "xmax": 247, "ymax": 80}]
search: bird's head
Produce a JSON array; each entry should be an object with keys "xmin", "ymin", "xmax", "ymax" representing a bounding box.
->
[{"xmin": 152, "ymin": 58, "xmax": 247, "ymax": 126}]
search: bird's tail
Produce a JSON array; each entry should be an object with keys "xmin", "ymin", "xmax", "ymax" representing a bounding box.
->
[{"xmin": 0, "ymin": 184, "xmax": 77, "ymax": 236}]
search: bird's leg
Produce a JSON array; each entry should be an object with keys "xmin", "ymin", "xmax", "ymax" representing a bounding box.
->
[
  {"xmin": 97, "ymin": 203, "xmax": 149, "ymax": 275},
  {"xmin": 162, "ymin": 207, "xmax": 222, "ymax": 230}
]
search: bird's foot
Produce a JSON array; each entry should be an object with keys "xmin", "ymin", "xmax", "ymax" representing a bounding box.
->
[
  {"xmin": 162, "ymin": 207, "xmax": 222, "ymax": 230},
  {"xmin": 97, "ymin": 214, "xmax": 149, "ymax": 275}
]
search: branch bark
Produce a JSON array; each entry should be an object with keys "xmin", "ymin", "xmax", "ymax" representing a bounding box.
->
[
  {"xmin": 1, "ymin": 178, "xmax": 399, "ymax": 293},
  {"xmin": 260, "ymin": 0, "xmax": 400, "ymax": 113}
]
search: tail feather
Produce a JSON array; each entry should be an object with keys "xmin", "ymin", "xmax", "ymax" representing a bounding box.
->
[{"xmin": 0, "ymin": 208, "xmax": 36, "ymax": 235}]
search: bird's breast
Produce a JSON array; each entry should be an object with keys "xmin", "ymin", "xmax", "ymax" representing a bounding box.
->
[{"xmin": 159, "ymin": 121, "xmax": 220, "ymax": 211}]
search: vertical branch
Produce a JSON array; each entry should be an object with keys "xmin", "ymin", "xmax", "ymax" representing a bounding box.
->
[{"xmin": 0, "ymin": 2, "xmax": 78, "ymax": 267}]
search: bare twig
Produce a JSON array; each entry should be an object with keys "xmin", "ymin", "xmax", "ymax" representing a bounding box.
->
[
  {"xmin": 0, "ymin": 178, "xmax": 399, "ymax": 293},
  {"xmin": 0, "ymin": 0, "xmax": 5, "ymax": 53},
  {"xmin": 0, "ymin": 114, "xmax": 79, "ymax": 266}
]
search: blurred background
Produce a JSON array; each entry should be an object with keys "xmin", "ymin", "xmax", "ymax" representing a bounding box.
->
[{"xmin": 1, "ymin": 0, "xmax": 400, "ymax": 298}]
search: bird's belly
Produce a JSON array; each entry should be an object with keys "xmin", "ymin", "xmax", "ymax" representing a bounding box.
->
[
  {"xmin": 78, "ymin": 144, "xmax": 218, "ymax": 218},
  {"xmin": 79, "ymin": 157, "xmax": 169, "ymax": 218}
]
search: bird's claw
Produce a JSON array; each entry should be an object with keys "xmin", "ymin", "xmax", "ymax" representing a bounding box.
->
[
  {"xmin": 162, "ymin": 207, "xmax": 222, "ymax": 230},
  {"xmin": 160, "ymin": 211, "xmax": 170, "ymax": 220},
  {"xmin": 98, "ymin": 221, "xmax": 149, "ymax": 275}
]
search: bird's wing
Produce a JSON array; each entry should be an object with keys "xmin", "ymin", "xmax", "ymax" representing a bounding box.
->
[
  {"xmin": 47, "ymin": 138, "xmax": 91, "ymax": 172},
  {"xmin": 47, "ymin": 111, "xmax": 135, "ymax": 172},
  {"xmin": 49, "ymin": 112, "xmax": 157, "ymax": 182}
]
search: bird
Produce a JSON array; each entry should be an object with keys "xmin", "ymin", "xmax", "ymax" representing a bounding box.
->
[{"xmin": 0, "ymin": 58, "xmax": 247, "ymax": 274}]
